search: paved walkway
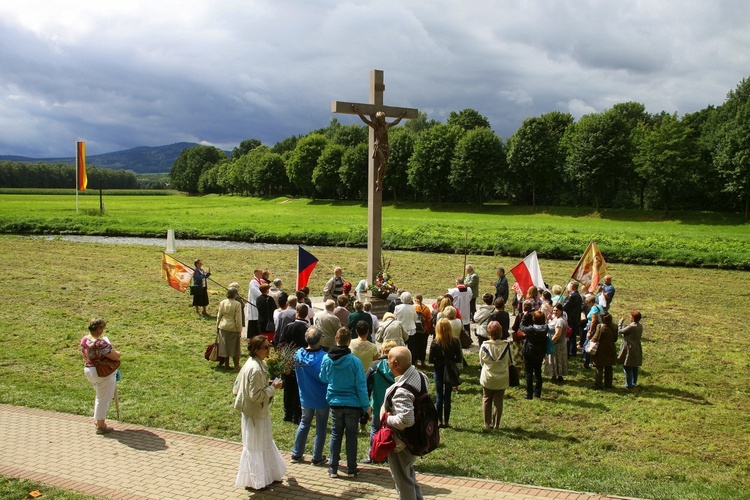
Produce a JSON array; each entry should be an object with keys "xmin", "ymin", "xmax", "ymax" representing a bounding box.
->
[{"xmin": 0, "ymin": 405, "xmax": 636, "ymax": 500}]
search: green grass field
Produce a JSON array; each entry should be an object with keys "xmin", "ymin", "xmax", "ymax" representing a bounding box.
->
[
  {"xmin": 2, "ymin": 237, "xmax": 748, "ymax": 499},
  {"xmin": 0, "ymin": 193, "xmax": 748, "ymax": 268}
]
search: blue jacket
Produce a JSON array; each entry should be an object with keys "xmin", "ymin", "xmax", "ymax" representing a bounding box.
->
[
  {"xmin": 367, "ymin": 357, "xmax": 395, "ymax": 418},
  {"xmin": 295, "ymin": 347, "xmax": 329, "ymax": 410},
  {"xmin": 319, "ymin": 346, "xmax": 370, "ymax": 412}
]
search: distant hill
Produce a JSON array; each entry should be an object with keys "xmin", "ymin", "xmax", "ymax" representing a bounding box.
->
[{"xmin": 0, "ymin": 142, "xmax": 202, "ymax": 173}]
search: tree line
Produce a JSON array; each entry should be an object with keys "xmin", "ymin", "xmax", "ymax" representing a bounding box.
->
[
  {"xmin": 162, "ymin": 75, "xmax": 743, "ymax": 221},
  {"xmin": 0, "ymin": 162, "xmax": 139, "ymax": 190}
]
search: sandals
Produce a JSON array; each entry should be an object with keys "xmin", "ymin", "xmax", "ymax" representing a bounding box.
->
[{"xmin": 95, "ymin": 426, "xmax": 114, "ymax": 435}]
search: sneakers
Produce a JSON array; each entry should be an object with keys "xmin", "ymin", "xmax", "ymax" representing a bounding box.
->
[
  {"xmin": 346, "ymin": 470, "xmax": 358, "ymax": 478},
  {"xmin": 328, "ymin": 469, "xmax": 338, "ymax": 478},
  {"xmin": 290, "ymin": 456, "xmax": 303, "ymax": 464},
  {"xmin": 359, "ymin": 457, "xmax": 372, "ymax": 464},
  {"xmin": 311, "ymin": 456, "xmax": 328, "ymax": 466}
]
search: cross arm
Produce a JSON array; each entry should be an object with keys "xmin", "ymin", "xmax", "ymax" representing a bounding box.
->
[{"xmin": 331, "ymin": 101, "xmax": 419, "ymax": 120}]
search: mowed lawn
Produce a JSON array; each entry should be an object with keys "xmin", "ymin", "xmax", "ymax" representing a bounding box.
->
[
  {"xmin": 1, "ymin": 236, "xmax": 748, "ymax": 499},
  {"xmin": 0, "ymin": 193, "xmax": 748, "ymax": 268}
]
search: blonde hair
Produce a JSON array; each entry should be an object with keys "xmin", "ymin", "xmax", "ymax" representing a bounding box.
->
[
  {"xmin": 435, "ymin": 318, "xmax": 454, "ymax": 350},
  {"xmin": 442, "ymin": 305, "xmax": 457, "ymax": 320},
  {"xmin": 381, "ymin": 340, "xmax": 398, "ymax": 355}
]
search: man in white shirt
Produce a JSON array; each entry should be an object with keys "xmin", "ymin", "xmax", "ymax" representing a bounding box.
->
[
  {"xmin": 245, "ymin": 269, "xmax": 263, "ymax": 339},
  {"xmin": 448, "ymin": 277, "xmax": 472, "ymax": 335}
]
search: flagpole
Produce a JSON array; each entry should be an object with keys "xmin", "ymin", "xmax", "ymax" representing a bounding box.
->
[
  {"xmin": 163, "ymin": 252, "xmax": 256, "ymax": 309},
  {"xmin": 75, "ymin": 144, "xmax": 79, "ymax": 214}
]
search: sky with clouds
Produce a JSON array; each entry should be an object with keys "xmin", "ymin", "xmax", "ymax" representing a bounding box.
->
[{"xmin": 1, "ymin": 0, "xmax": 749, "ymax": 158}]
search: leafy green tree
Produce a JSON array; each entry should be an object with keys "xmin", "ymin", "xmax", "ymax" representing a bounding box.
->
[
  {"xmin": 403, "ymin": 111, "xmax": 439, "ymax": 136},
  {"xmin": 447, "ymin": 108, "xmax": 491, "ymax": 131},
  {"xmin": 332, "ymin": 124, "xmax": 367, "ymax": 148},
  {"xmin": 383, "ymin": 127, "xmax": 416, "ymax": 203},
  {"xmin": 407, "ymin": 124, "xmax": 463, "ymax": 203},
  {"xmin": 249, "ymin": 149, "xmax": 287, "ymax": 197},
  {"xmin": 286, "ymin": 134, "xmax": 327, "ymax": 196},
  {"xmin": 312, "ymin": 144, "xmax": 345, "ymax": 199},
  {"xmin": 564, "ymin": 111, "xmax": 630, "ymax": 211},
  {"xmin": 450, "ymin": 128, "xmax": 505, "ymax": 205},
  {"xmin": 170, "ymin": 145, "xmax": 226, "ymax": 194},
  {"xmin": 197, "ymin": 166, "xmax": 221, "ymax": 194},
  {"xmin": 231, "ymin": 139, "xmax": 262, "ymax": 159},
  {"xmin": 271, "ymin": 136, "xmax": 299, "ymax": 155},
  {"xmin": 714, "ymin": 78, "xmax": 750, "ymax": 220},
  {"xmin": 633, "ymin": 114, "xmax": 700, "ymax": 214},
  {"xmin": 540, "ymin": 111, "xmax": 574, "ymax": 142},
  {"xmin": 507, "ymin": 117, "xmax": 557, "ymax": 210},
  {"xmin": 340, "ymin": 143, "xmax": 368, "ymax": 201}
]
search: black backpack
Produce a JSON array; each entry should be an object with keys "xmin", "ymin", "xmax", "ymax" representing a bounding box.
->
[{"xmin": 385, "ymin": 374, "xmax": 440, "ymax": 456}]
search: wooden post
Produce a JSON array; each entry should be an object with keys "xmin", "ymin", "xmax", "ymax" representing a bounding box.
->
[{"xmin": 331, "ymin": 70, "xmax": 418, "ymax": 284}]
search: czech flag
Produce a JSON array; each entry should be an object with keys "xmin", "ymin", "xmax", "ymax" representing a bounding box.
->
[
  {"xmin": 77, "ymin": 141, "xmax": 87, "ymax": 191},
  {"xmin": 297, "ymin": 246, "xmax": 319, "ymax": 291},
  {"xmin": 509, "ymin": 251, "xmax": 546, "ymax": 297}
]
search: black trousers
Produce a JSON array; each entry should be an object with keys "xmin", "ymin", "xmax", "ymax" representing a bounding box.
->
[
  {"xmin": 282, "ymin": 371, "xmax": 301, "ymax": 423},
  {"xmin": 524, "ymin": 356, "xmax": 544, "ymax": 398}
]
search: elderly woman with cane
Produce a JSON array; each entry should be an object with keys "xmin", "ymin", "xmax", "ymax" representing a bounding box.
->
[{"xmin": 80, "ymin": 318, "xmax": 121, "ymax": 434}]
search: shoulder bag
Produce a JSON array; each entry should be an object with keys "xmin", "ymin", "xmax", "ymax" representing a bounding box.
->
[{"xmin": 95, "ymin": 356, "xmax": 120, "ymax": 377}]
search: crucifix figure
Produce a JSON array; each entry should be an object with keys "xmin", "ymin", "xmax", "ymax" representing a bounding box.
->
[
  {"xmin": 331, "ymin": 70, "xmax": 418, "ymax": 286},
  {"xmin": 352, "ymin": 105, "xmax": 407, "ymax": 191}
]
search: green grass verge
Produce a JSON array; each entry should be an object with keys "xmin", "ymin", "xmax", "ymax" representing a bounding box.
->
[
  {"xmin": 1, "ymin": 237, "xmax": 748, "ymax": 499},
  {"xmin": 0, "ymin": 476, "xmax": 98, "ymax": 500},
  {"xmin": 0, "ymin": 194, "xmax": 748, "ymax": 268}
]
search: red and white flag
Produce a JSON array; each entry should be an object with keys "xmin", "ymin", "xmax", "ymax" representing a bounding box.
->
[
  {"xmin": 509, "ymin": 251, "xmax": 546, "ymax": 297},
  {"xmin": 571, "ymin": 241, "xmax": 606, "ymax": 293}
]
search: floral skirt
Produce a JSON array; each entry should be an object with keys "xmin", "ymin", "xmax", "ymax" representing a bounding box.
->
[
  {"xmin": 235, "ymin": 413, "xmax": 286, "ymax": 489},
  {"xmin": 545, "ymin": 339, "xmax": 569, "ymax": 377},
  {"xmin": 509, "ymin": 340, "xmax": 525, "ymax": 377}
]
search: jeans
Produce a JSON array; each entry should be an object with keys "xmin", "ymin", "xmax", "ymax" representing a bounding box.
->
[
  {"xmin": 623, "ymin": 366, "xmax": 639, "ymax": 388},
  {"xmin": 433, "ymin": 368, "xmax": 453, "ymax": 424},
  {"xmin": 329, "ymin": 407, "xmax": 361, "ymax": 474},
  {"xmin": 292, "ymin": 406, "xmax": 329, "ymax": 461},
  {"xmin": 581, "ymin": 337, "xmax": 591, "ymax": 368},
  {"xmin": 524, "ymin": 356, "xmax": 543, "ymax": 398},
  {"xmin": 367, "ymin": 410, "xmax": 382, "ymax": 457},
  {"xmin": 388, "ymin": 446, "xmax": 424, "ymax": 500}
]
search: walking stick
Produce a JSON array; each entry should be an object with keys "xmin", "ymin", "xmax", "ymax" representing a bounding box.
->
[{"xmin": 114, "ymin": 386, "xmax": 120, "ymax": 420}]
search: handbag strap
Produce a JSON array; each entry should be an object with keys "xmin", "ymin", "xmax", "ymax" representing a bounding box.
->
[{"xmin": 481, "ymin": 343, "xmax": 511, "ymax": 362}]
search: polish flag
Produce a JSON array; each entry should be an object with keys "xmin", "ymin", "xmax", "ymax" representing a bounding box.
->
[{"xmin": 510, "ymin": 251, "xmax": 546, "ymax": 296}]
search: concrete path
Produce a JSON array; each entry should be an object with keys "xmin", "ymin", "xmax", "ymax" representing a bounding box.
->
[{"xmin": 0, "ymin": 404, "xmax": 635, "ymax": 500}]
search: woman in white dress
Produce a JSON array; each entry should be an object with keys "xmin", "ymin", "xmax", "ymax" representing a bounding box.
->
[{"xmin": 234, "ymin": 336, "xmax": 286, "ymax": 491}]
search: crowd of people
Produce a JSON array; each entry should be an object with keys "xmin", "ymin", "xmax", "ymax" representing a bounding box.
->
[{"xmin": 81, "ymin": 261, "xmax": 643, "ymax": 498}]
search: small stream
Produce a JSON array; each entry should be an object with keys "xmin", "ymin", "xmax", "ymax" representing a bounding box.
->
[{"xmin": 25, "ymin": 234, "xmax": 300, "ymax": 251}]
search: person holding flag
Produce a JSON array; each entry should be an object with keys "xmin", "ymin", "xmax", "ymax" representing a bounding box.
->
[{"xmin": 192, "ymin": 259, "xmax": 211, "ymax": 316}]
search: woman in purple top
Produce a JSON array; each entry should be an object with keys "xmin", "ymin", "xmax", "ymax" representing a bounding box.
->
[{"xmin": 80, "ymin": 318, "xmax": 121, "ymax": 434}]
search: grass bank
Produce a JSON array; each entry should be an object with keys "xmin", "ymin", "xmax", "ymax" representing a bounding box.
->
[
  {"xmin": 0, "ymin": 476, "xmax": 95, "ymax": 500},
  {"xmin": 1, "ymin": 237, "xmax": 748, "ymax": 499},
  {"xmin": 0, "ymin": 194, "xmax": 748, "ymax": 268}
]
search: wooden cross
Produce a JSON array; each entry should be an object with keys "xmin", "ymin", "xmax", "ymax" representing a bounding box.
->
[{"xmin": 332, "ymin": 70, "xmax": 418, "ymax": 286}]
